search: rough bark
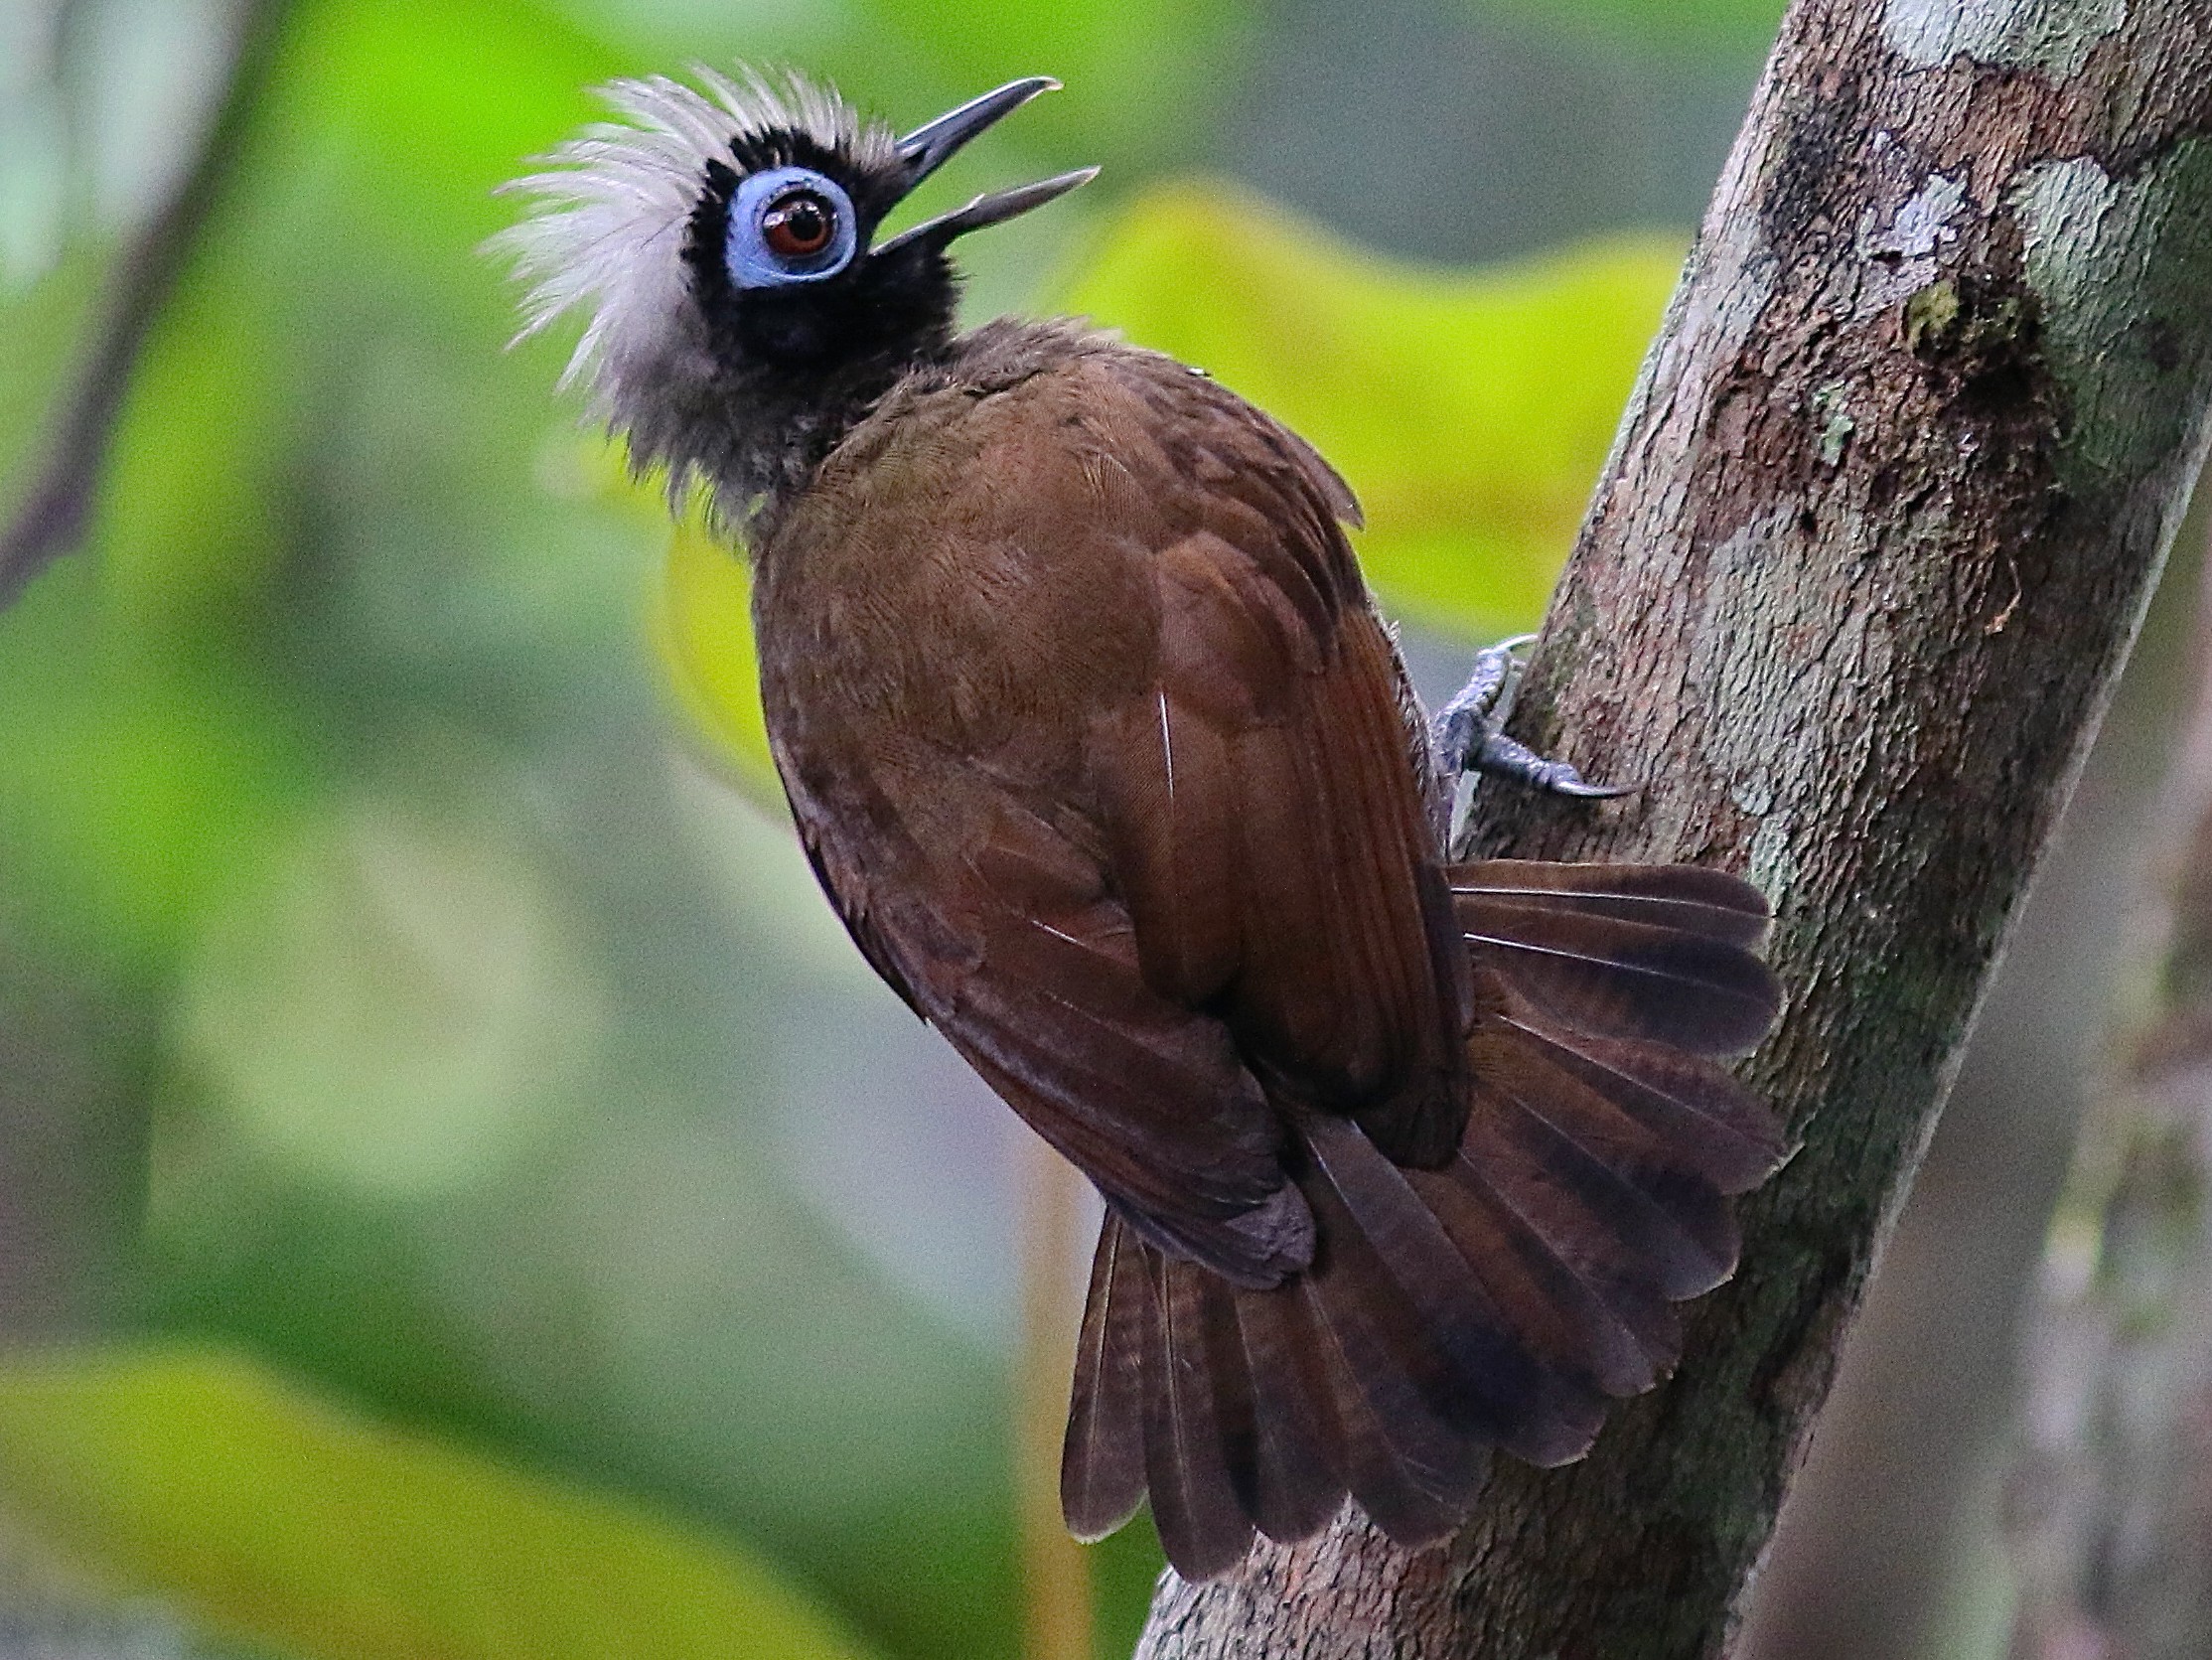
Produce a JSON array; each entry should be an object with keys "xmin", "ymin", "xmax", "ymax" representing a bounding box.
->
[
  {"xmin": 1137, "ymin": 1, "xmax": 2212, "ymax": 1655},
  {"xmin": 2005, "ymin": 520, "xmax": 2212, "ymax": 1660}
]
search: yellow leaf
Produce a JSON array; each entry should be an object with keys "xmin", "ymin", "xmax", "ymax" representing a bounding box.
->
[
  {"xmin": 647, "ymin": 509, "xmax": 789, "ymax": 816},
  {"xmin": 0, "ymin": 1346, "xmax": 877, "ymax": 1660},
  {"xmin": 1060, "ymin": 179, "xmax": 1683, "ymax": 633}
]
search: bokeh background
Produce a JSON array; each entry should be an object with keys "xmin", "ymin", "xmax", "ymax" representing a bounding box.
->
[{"xmin": 1, "ymin": 1, "xmax": 2194, "ymax": 1657}]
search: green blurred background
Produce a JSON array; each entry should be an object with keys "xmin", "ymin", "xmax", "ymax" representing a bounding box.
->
[{"xmin": 10, "ymin": 2, "xmax": 2150, "ymax": 1657}]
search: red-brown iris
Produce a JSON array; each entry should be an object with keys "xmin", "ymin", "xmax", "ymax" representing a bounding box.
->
[{"xmin": 762, "ymin": 190, "xmax": 837, "ymax": 259}]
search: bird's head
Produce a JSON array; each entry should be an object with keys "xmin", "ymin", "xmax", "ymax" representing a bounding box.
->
[{"xmin": 495, "ymin": 70, "xmax": 1093, "ymax": 520}]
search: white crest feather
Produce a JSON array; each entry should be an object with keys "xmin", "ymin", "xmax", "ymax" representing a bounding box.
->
[{"xmin": 488, "ymin": 67, "xmax": 894, "ymax": 434}]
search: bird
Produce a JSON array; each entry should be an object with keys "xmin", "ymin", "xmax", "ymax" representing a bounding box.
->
[{"xmin": 495, "ymin": 69, "xmax": 1788, "ymax": 1582}]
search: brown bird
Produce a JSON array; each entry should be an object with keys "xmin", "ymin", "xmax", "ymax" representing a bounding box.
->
[{"xmin": 497, "ymin": 70, "xmax": 1787, "ymax": 1580}]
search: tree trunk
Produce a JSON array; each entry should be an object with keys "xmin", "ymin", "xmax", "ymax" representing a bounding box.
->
[{"xmin": 1136, "ymin": 1, "xmax": 2212, "ymax": 1655}]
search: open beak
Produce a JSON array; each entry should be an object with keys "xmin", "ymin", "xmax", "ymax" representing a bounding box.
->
[{"xmin": 874, "ymin": 77, "xmax": 1098, "ymax": 256}]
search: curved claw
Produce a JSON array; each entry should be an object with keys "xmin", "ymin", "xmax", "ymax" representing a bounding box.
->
[
  {"xmin": 1548, "ymin": 773, "xmax": 1640, "ymax": 800},
  {"xmin": 1433, "ymin": 635, "xmax": 1538, "ymax": 771},
  {"xmin": 1473, "ymin": 732, "xmax": 1639, "ymax": 802}
]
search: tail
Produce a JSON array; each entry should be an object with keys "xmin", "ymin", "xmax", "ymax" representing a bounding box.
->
[{"xmin": 1060, "ymin": 859, "xmax": 1789, "ymax": 1580}]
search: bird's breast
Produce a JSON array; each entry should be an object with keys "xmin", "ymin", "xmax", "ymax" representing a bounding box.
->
[{"xmin": 751, "ymin": 387, "xmax": 1161, "ymax": 854}]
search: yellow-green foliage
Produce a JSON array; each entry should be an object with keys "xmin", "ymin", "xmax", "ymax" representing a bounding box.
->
[
  {"xmin": 1062, "ymin": 181, "xmax": 1682, "ymax": 633},
  {"xmin": 0, "ymin": 1347, "xmax": 877, "ymax": 1660}
]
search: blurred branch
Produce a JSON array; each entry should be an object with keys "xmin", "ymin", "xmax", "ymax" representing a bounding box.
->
[
  {"xmin": 1137, "ymin": 1, "xmax": 2212, "ymax": 1655},
  {"xmin": 0, "ymin": 950, "xmax": 156, "ymax": 1337},
  {"xmin": 2006, "ymin": 517, "xmax": 2212, "ymax": 1660},
  {"xmin": 1016, "ymin": 1135, "xmax": 1091, "ymax": 1660},
  {"xmin": 0, "ymin": 0, "xmax": 292, "ymax": 612}
]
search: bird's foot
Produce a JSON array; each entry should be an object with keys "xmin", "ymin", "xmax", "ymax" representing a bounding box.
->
[
  {"xmin": 1433, "ymin": 634, "xmax": 1635, "ymax": 801},
  {"xmin": 1464, "ymin": 730, "xmax": 1636, "ymax": 798},
  {"xmin": 1432, "ymin": 633, "xmax": 1533, "ymax": 767}
]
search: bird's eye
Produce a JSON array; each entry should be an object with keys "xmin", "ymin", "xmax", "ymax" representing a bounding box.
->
[
  {"xmin": 762, "ymin": 190, "xmax": 835, "ymax": 258},
  {"xmin": 724, "ymin": 166, "xmax": 859, "ymax": 289}
]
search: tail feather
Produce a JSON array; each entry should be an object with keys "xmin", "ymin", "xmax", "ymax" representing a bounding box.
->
[
  {"xmin": 1478, "ymin": 1071, "xmax": 1738, "ymax": 1300},
  {"xmin": 1477, "ymin": 1007, "xmax": 1745, "ymax": 1278},
  {"xmin": 1141, "ymin": 1255, "xmax": 1254, "ymax": 1581},
  {"xmin": 1303, "ymin": 1114, "xmax": 1605, "ymax": 1467},
  {"xmin": 1452, "ymin": 860, "xmax": 1782, "ymax": 1055},
  {"xmin": 1297, "ymin": 1271, "xmax": 1478, "ymax": 1549},
  {"xmin": 1192, "ymin": 1269, "xmax": 1264, "ymax": 1532},
  {"xmin": 1451, "ymin": 1138, "xmax": 1687, "ymax": 1376},
  {"xmin": 1451, "ymin": 859, "xmax": 1772, "ymax": 947},
  {"xmin": 1494, "ymin": 1008, "xmax": 1790, "ymax": 1193},
  {"xmin": 1293, "ymin": 1191, "xmax": 1490, "ymax": 1508},
  {"xmin": 1059, "ymin": 858, "xmax": 1787, "ymax": 1582},
  {"xmin": 1223, "ymin": 1282, "xmax": 1345, "ymax": 1545},
  {"xmin": 1062, "ymin": 1217, "xmax": 1149, "ymax": 1541},
  {"xmin": 1407, "ymin": 1159, "xmax": 1658, "ymax": 1399}
]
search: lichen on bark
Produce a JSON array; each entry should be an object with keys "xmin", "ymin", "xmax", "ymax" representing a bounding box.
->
[
  {"xmin": 2016, "ymin": 140, "xmax": 2212, "ymax": 494},
  {"xmin": 1882, "ymin": 0, "xmax": 2127, "ymax": 78}
]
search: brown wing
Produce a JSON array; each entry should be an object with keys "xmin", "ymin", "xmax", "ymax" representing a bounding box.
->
[
  {"xmin": 1084, "ymin": 354, "xmax": 1474, "ymax": 1167},
  {"xmin": 774, "ymin": 745, "xmax": 1312, "ymax": 1288},
  {"xmin": 758, "ymin": 336, "xmax": 1470, "ymax": 1283}
]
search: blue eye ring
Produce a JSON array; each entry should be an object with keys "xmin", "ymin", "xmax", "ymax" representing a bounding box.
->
[{"xmin": 725, "ymin": 166, "xmax": 859, "ymax": 289}]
